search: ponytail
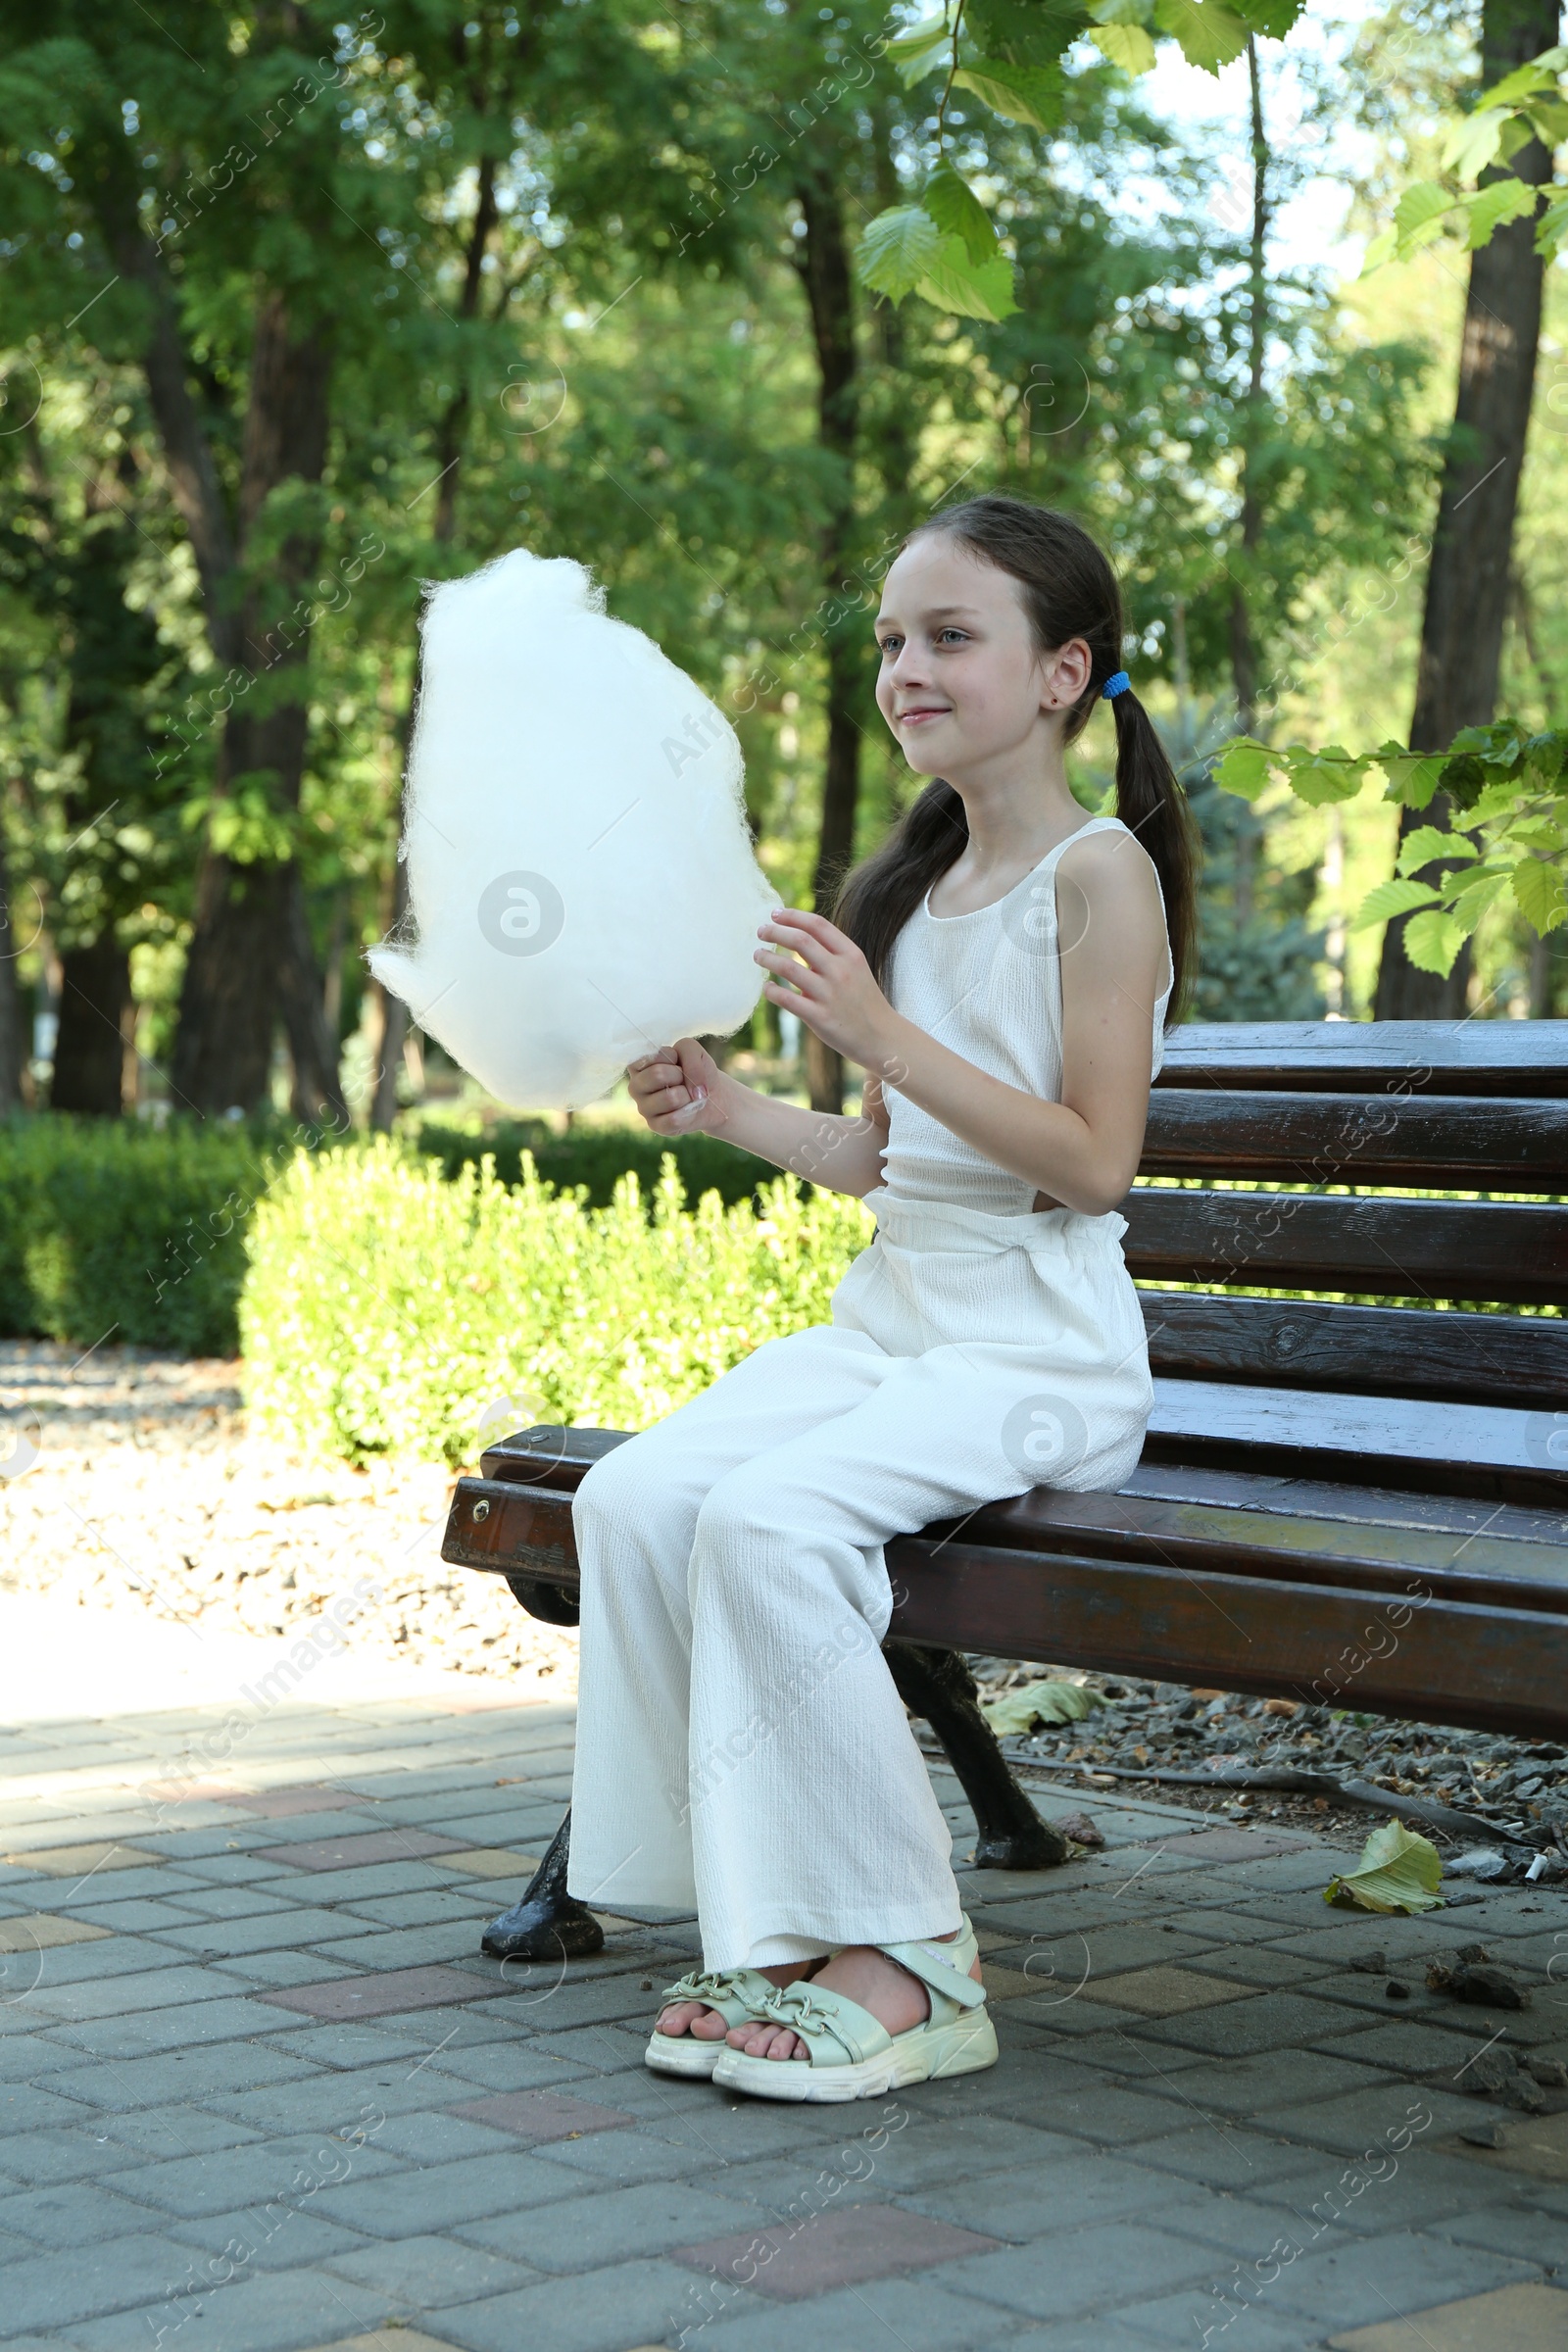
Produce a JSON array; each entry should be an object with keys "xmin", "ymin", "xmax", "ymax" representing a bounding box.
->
[
  {"xmin": 834, "ymin": 495, "xmax": 1199, "ymax": 1023},
  {"xmin": 1108, "ymin": 686, "xmax": 1198, "ymax": 1022}
]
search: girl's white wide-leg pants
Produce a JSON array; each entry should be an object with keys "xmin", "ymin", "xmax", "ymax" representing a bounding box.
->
[{"xmin": 564, "ymin": 1193, "xmax": 1152, "ymax": 1971}]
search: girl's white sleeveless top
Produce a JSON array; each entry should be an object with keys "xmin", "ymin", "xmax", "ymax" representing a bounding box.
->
[{"xmin": 874, "ymin": 814, "xmax": 1173, "ymax": 1219}]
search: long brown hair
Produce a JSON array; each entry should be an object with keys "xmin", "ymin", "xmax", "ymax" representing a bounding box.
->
[{"xmin": 833, "ymin": 495, "xmax": 1198, "ymax": 1022}]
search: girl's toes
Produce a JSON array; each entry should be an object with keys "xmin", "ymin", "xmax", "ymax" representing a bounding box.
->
[{"xmin": 691, "ymin": 2008, "xmax": 728, "ymax": 2041}]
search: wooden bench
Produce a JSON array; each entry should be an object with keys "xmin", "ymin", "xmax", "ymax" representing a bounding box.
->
[{"xmin": 442, "ymin": 1018, "xmax": 1568, "ymax": 1957}]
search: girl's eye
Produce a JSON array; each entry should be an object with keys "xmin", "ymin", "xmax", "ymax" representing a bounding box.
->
[
  {"xmin": 878, "ymin": 634, "xmax": 901, "ymax": 656},
  {"xmin": 937, "ymin": 628, "xmax": 968, "ymax": 646}
]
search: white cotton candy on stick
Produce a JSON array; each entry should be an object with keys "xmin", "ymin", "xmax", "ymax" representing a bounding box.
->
[{"xmin": 367, "ymin": 547, "xmax": 776, "ymax": 1110}]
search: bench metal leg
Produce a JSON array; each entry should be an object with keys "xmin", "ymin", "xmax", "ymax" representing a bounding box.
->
[
  {"xmin": 883, "ymin": 1640, "xmax": 1069, "ymax": 1870},
  {"xmin": 479, "ymin": 1811, "xmax": 606, "ymax": 1963}
]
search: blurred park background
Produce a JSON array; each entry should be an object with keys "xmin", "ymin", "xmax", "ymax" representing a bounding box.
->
[{"xmin": 1, "ymin": 0, "xmax": 1566, "ymax": 1494}]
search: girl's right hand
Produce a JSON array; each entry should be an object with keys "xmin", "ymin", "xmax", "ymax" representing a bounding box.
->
[{"xmin": 626, "ymin": 1037, "xmax": 728, "ymax": 1135}]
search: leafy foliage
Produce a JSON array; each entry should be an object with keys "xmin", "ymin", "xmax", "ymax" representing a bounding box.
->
[
  {"xmin": 1363, "ymin": 43, "xmax": 1568, "ymax": 269},
  {"xmin": 1325, "ymin": 1820, "xmax": 1444, "ymax": 1915},
  {"xmin": 1216, "ymin": 723, "xmax": 1568, "ymax": 975},
  {"xmin": 864, "ymin": 0, "xmax": 1305, "ymax": 318},
  {"xmin": 240, "ymin": 1144, "xmax": 874, "ymax": 1464}
]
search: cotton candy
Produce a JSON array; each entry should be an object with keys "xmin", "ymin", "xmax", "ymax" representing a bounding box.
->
[{"xmin": 368, "ymin": 547, "xmax": 775, "ymax": 1109}]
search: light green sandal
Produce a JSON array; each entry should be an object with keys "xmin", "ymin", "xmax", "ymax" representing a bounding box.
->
[
  {"xmin": 710, "ymin": 1916, "xmax": 997, "ymax": 2104},
  {"xmin": 645, "ymin": 1967, "xmax": 784, "ymax": 2078}
]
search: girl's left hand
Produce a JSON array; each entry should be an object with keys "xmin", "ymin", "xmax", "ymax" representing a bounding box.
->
[{"xmin": 755, "ymin": 908, "xmax": 897, "ymax": 1069}]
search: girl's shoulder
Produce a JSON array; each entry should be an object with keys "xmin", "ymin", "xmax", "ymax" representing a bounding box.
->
[{"xmin": 1055, "ymin": 817, "xmax": 1163, "ymax": 907}]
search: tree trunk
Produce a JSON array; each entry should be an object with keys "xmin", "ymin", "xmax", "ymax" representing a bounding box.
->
[
  {"xmin": 171, "ymin": 293, "xmax": 338, "ymax": 1114},
  {"xmin": 51, "ymin": 938, "xmax": 130, "ymax": 1115},
  {"xmin": 1227, "ymin": 36, "xmax": 1270, "ymax": 930},
  {"xmin": 1375, "ymin": 0, "xmax": 1562, "ymax": 1019},
  {"xmin": 0, "ymin": 814, "xmax": 24, "ymax": 1114},
  {"xmin": 793, "ymin": 158, "xmax": 860, "ymax": 1117}
]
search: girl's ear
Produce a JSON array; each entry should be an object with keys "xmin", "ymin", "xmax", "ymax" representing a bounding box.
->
[{"xmin": 1040, "ymin": 635, "xmax": 1093, "ymax": 710}]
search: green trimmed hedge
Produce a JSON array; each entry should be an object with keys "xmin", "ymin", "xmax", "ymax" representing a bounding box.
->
[
  {"xmin": 0, "ymin": 1117, "xmax": 274, "ymax": 1355},
  {"xmin": 240, "ymin": 1143, "xmax": 873, "ymax": 1465},
  {"xmin": 411, "ymin": 1117, "xmax": 790, "ymax": 1211}
]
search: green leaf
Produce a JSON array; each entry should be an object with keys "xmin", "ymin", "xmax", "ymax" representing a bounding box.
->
[
  {"xmin": 923, "ymin": 161, "xmax": 1001, "ymax": 266},
  {"xmin": 1461, "ymin": 176, "xmax": 1540, "ymax": 249},
  {"xmin": 1288, "ymin": 750, "xmax": 1367, "ymax": 807},
  {"xmin": 1359, "ymin": 224, "xmax": 1397, "ymax": 274},
  {"xmin": 981, "ymin": 1679, "xmax": 1108, "ymax": 1736},
  {"xmin": 1478, "ymin": 44, "xmax": 1568, "ymax": 114},
  {"xmin": 1512, "ymin": 857, "xmax": 1568, "ymax": 936},
  {"xmin": 914, "ymin": 231, "xmax": 1019, "ymax": 320},
  {"xmin": 952, "ymin": 57, "xmax": 1063, "ymax": 130},
  {"xmin": 857, "ymin": 205, "xmax": 947, "ymax": 305},
  {"xmin": 886, "ymin": 8, "xmax": 956, "ymax": 85},
  {"xmin": 1403, "ymin": 906, "xmax": 1474, "ymax": 974},
  {"xmin": 1396, "ymin": 826, "xmax": 1478, "ymax": 877},
  {"xmin": 1213, "ymin": 737, "xmax": 1275, "ymax": 802},
  {"xmin": 1349, "ymin": 877, "xmax": 1440, "ymax": 932},
  {"xmin": 1226, "ymin": 0, "xmax": 1304, "ymax": 35},
  {"xmin": 1537, "ymin": 184, "xmax": 1568, "ymax": 260},
  {"xmin": 1383, "ymin": 180, "xmax": 1456, "ymax": 264},
  {"xmin": 1152, "ymin": 0, "xmax": 1250, "ymax": 73},
  {"xmin": 1443, "ymin": 104, "xmax": 1508, "ymax": 180},
  {"xmin": 1325, "ymin": 1820, "xmax": 1444, "ymax": 1915},
  {"xmin": 1091, "ymin": 22, "xmax": 1158, "ymax": 72},
  {"xmin": 1448, "ymin": 719, "xmax": 1527, "ymax": 767}
]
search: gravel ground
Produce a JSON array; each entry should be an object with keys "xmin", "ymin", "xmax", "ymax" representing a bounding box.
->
[
  {"xmin": 5, "ymin": 1339, "xmax": 1566, "ymax": 1878},
  {"xmin": 967, "ymin": 1657, "xmax": 1568, "ymax": 1868},
  {"xmin": 0, "ymin": 1340, "xmax": 578, "ymax": 1695}
]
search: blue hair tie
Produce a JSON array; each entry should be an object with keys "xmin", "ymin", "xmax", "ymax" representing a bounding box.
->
[{"xmin": 1102, "ymin": 670, "xmax": 1131, "ymax": 700}]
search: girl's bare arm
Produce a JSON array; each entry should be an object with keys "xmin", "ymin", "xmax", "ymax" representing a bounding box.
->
[
  {"xmin": 624, "ymin": 1039, "xmax": 890, "ymax": 1200},
  {"xmin": 755, "ymin": 830, "xmax": 1168, "ymax": 1217}
]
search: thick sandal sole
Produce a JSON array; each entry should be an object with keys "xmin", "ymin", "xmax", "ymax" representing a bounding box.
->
[
  {"xmin": 711, "ymin": 2010, "xmax": 999, "ymax": 2103},
  {"xmin": 645, "ymin": 2030, "xmax": 731, "ymax": 2077}
]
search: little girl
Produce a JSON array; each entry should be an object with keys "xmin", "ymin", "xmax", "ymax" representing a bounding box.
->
[{"xmin": 565, "ymin": 495, "xmax": 1194, "ymax": 2103}]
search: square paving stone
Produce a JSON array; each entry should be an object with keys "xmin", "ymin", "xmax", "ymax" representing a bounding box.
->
[
  {"xmin": 0, "ymin": 1912, "xmax": 112, "ymax": 1951},
  {"xmin": 1267, "ymin": 2230, "xmax": 1540, "ymax": 2329},
  {"xmin": 0, "ymin": 2127, "xmax": 158, "ymax": 2187},
  {"xmin": 41, "ymin": 2039, "xmax": 317, "ymax": 2109},
  {"xmin": 25, "ymin": 1959, "xmax": 267, "ymax": 2022},
  {"xmin": 1075, "ymin": 2123, "xmax": 1326, "ymax": 2195},
  {"xmin": 157, "ymin": 2202, "xmax": 374, "ymax": 2273},
  {"xmin": 0, "ymin": 2176, "xmax": 166, "ymax": 2248},
  {"xmin": 43, "ymin": 1993, "xmax": 300, "ymax": 2059},
  {"xmin": 1268, "ymin": 2083, "xmax": 1494, "ymax": 2159},
  {"xmin": 101, "ymin": 2132, "xmax": 406, "ymax": 2220},
  {"xmin": 66, "ymin": 2264, "xmax": 396, "ymax": 2352},
  {"xmin": 228, "ymin": 1785, "xmax": 374, "ymax": 1819},
  {"xmin": 404, "ymin": 2041, "xmax": 601, "ymax": 2095},
  {"xmin": 256, "ymin": 1829, "xmax": 470, "ymax": 1872},
  {"xmin": 934, "ymin": 2216, "xmax": 1219, "ymax": 2322},
  {"xmin": 696, "ymin": 2271, "xmax": 1030, "ymax": 2350},
  {"xmin": 1079, "ymin": 1965, "xmax": 1257, "ymax": 2018},
  {"xmin": 0, "ymin": 2227, "xmax": 230, "ymax": 2332},
  {"xmin": 313, "ymin": 2148, "xmax": 589, "ymax": 2235},
  {"xmin": 676, "ymin": 2200, "xmax": 1001, "ymax": 2301},
  {"xmin": 1105, "ymin": 2282, "xmax": 1333, "ymax": 2348},
  {"xmin": 1144, "ymin": 1989, "xmax": 1386, "ymax": 2057},
  {"xmin": 258, "ymin": 1965, "xmax": 504, "ymax": 2023},
  {"xmin": 462, "ymin": 2179, "xmax": 764, "ymax": 2275},
  {"xmin": 446, "ymin": 2087, "xmax": 637, "ymax": 2143},
  {"xmin": 899, "ymin": 2150, "xmax": 1176, "ymax": 2239},
  {"xmin": 4, "ymin": 1842, "xmax": 164, "ymax": 1876},
  {"xmin": 322, "ymin": 2231, "xmax": 540, "ymax": 2305},
  {"xmin": 1132, "ymin": 1828, "xmax": 1315, "ymax": 1862},
  {"xmin": 1319, "ymin": 2019, "xmax": 1503, "ymax": 2074},
  {"xmin": 983, "ymin": 2079, "xmax": 1202, "ymax": 2146},
  {"xmin": 1449, "ymin": 2109, "xmax": 1568, "ymax": 2183},
  {"xmin": 440, "ymin": 1848, "xmax": 541, "ymax": 1878},
  {"xmin": 424, "ymin": 2256, "xmax": 726, "ymax": 2352},
  {"xmin": 1159, "ymin": 2049, "xmax": 1393, "ymax": 2120},
  {"xmin": 1327, "ymin": 2281, "xmax": 1568, "ymax": 2350}
]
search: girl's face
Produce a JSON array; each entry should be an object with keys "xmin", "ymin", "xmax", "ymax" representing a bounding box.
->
[{"xmin": 873, "ymin": 533, "xmax": 1089, "ymax": 779}]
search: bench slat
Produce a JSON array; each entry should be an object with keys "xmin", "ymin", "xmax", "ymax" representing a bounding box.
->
[
  {"xmin": 439, "ymin": 1475, "xmax": 1568, "ymax": 1735},
  {"xmin": 886, "ymin": 1541, "xmax": 1568, "ymax": 1738},
  {"xmin": 1140, "ymin": 1289, "xmax": 1568, "ymax": 1406},
  {"xmin": 1142, "ymin": 1090, "xmax": 1568, "ymax": 1188},
  {"xmin": 1157, "ymin": 1018, "xmax": 1568, "ymax": 1096},
  {"xmin": 1144, "ymin": 1376, "xmax": 1564, "ymax": 1505},
  {"xmin": 1122, "ymin": 1188, "xmax": 1568, "ymax": 1303}
]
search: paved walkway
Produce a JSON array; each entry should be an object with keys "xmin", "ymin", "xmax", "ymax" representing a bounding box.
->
[{"xmin": 1, "ymin": 1594, "xmax": 1565, "ymax": 2352}]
